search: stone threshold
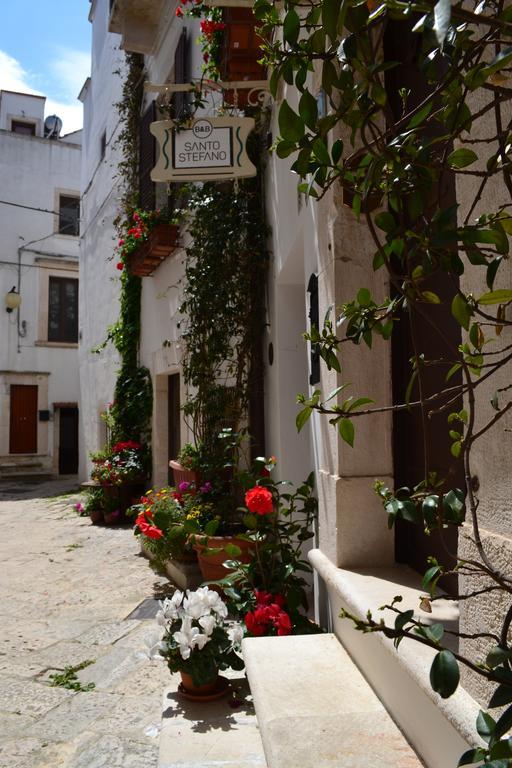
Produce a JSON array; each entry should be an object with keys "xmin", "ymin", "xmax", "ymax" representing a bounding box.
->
[
  {"xmin": 243, "ymin": 633, "xmax": 424, "ymax": 768},
  {"xmin": 310, "ymin": 548, "xmax": 482, "ymax": 768}
]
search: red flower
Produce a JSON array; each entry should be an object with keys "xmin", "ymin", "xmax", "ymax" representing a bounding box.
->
[
  {"xmin": 274, "ymin": 610, "xmax": 292, "ymax": 636},
  {"xmin": 245, "ymin": 610, "xmax": 267, "ymax": 637},
  {"xmin": 136, "ymin": 516, "xmax": 163, "ymax": 540},
  {"xmin": 175, "ymin": 6, "xmax": 183, "ymax": 16},
  {"xmin": 116, "ymin": 262, "xmax": 124, "ymax": 271},
  {"xmin": 113, "ymin": 440, "xmax": 141, "ymax": 453},
  {"xmin": 118, "ymin": 239, "xmax": 125, "ymax": 246},
  {"xmin": 245, "ymin": 486, "xmax": 273, "ymax": 515}
]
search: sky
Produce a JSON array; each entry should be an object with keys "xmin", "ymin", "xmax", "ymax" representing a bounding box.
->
[{"xmin": 0, "ymin": 1, "xmax": 92, "ymax": 135}]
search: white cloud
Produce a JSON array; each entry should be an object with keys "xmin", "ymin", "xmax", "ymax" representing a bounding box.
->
[
  {"xmin": 0, "ymin": 48, "xmax": 89, "ymax": 135},
  {"xmin": 49, "ymin": 47, "xmax": 91, "ymax": 102}
]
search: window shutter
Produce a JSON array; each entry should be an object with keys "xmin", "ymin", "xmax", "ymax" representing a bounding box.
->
[
  {"xmin": 172, "ymin": 29, "xmax": 189, "ymax": 120},
  {"xmin": 307, "ymin": 273, "xmax": 320, "ymax": 385},
  {"xmin": 139, "ymin": 102, "xmax": 156, "ymax": 211}
]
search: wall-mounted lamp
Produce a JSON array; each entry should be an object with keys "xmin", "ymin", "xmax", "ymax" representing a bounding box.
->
[{"xmin": 5, "ymin": 286, "xmax": 21, "ymax": 313}]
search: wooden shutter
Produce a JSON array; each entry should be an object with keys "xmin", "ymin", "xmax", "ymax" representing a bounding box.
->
[
  {"xmin": 307, "ymin": 274, "xmax": 320, "ymax": 385},
  {"xmin": 172, "ymin": 30, "xmax": 189, "ymax": 120},
  {"xmin": 139, "ymin": 102, "xmax": 156, "ymax": 211}
]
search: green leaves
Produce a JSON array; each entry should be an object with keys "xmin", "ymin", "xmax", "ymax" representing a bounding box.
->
[
  {"xmin": 322, "ymin": 0, "xmax": 347, "ymax": 43},
  {"xmin": 447, "ymin": 149, "xmax": 478, "ymax": 169},
  {"xmin": 477, "ymin": 289, "xmax": 512, "ymax": 306},
  {"xmin": 299, "ymin": 91, "xmax": 318, "ymax": 131},
  {"xmin": 283, "ymin": 9, "xmax": 300, "ymax": 46},
  {"xmin": 430, "ymin": 650, "xmax": 460, "ymax": 698},
  {"xmin": 278, "ymin": 101, "xmax": 304, "ymax": 144},
  {"xmin": 339, "ymin": 418, "xmax": 355, "ymax": 447}
]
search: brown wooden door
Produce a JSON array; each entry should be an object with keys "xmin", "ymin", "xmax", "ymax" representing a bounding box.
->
[
  {"xmin": 59, "ymin": 407, "xmax": 79, "ymax": 474},
  {"xmin": 10, "ymin": 385, "xmax": 38, "ymax": 454},
  {"xmin": 168, "ymin": 374, "xmax": 181, "ymax": 484}
]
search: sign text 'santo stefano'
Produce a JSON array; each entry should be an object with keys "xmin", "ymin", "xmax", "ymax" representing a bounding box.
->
[{"xmin": 150, "ymin": 116, "xmax": 256, "ymax": 182}]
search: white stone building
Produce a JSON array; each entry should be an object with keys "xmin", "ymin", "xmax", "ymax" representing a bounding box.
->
[
  {"xmin": 0, "ymin": 90, "xmax": 82, "ymax": 478},
  {"xmin": 79, "ymin": 1, "xmax": 511, "ymax": 766}
]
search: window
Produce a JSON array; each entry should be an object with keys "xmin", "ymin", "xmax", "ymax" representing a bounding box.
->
[
  {"xmin": 58, "ymin": 195, "xmax": 80, "ymax": 236},
  {"xmin": 11, "ymin": 120, "xmax": 36, "ymax": 136},
  {"xmin": 48, "ymin": 277, "xmax": 78, "ymax": 343},
  {"xmin": 100, "ymin": 129, "xmax": 107, "ymax": 160}
]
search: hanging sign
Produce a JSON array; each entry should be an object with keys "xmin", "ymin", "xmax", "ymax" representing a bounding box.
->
[{"xmin": 149, "ymin": 116, "xmax": 256, "ymax": 182}]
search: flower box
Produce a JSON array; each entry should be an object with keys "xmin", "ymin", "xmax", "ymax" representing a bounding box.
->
[
  {"xmin": 126, "ymin": 223, "xmax": 180, "ymax": 277},
  {"xmin": 220, "ymin": 9, "xmax": 266, "ymax": 108},
  {"xmin": 140, "ymin": 540, "xmax": 203, "ymax": 590}
]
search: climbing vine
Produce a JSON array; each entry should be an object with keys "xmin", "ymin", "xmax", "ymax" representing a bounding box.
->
[
  {"xmin": 179, "ymin": 128, "xmax": 269, "ymax": 455},
  {"xmin": 95, "ymin": 52, "xmax": 153, "ymax": 448}
]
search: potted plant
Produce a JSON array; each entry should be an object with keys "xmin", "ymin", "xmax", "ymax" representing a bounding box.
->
[
  {"xmin": 169, "ymin": 443, "xmax": 202, "ymax": 486},
  {"xmin": 132, "ymin": 486, "xmax": 199, "ymax": 564},
  {"xmin": 153, "ymin": 587, "xmax": 244, "ymax": 699},
  {"xmin": 214, "ymin": 469, "xmax": 322, "ymax": 636},
  {"xmin": 90, "ymin": 440, "xmax": 148, "ymax": 523},
  {"xmin": 115, "ymin": 208, "xmax": 180, "ymax": 276}
]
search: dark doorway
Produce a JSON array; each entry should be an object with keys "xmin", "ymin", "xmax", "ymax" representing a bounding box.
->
[
  {"xmin": 385, "ymin": 18, "xmax": 462, "ymax": 592},
  {"xmin": 59, "ymin": 407, "xmax": 79, "ymax": 474},
  {"xmin": 168, "ymin": 374, "xmax": 181, "ymax": 484},
  {"xmin": 10, "ymin": 385, "xmax": 38, "ymax": 454}
]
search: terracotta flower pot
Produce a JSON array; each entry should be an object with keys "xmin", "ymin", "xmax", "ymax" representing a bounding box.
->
[
  {"xmin": 169, "ymin": 460, "xmax": 200, "ymax": 486},
  {"xmin": 193, "ymin": 534, "xmax": 256, "ymax": 582},
  {"xmin": 180, "ymin": 670, "xmax": 218, "ymax": 696},
  {"xmin": 89, "ymin": 508, "xmax": 104, "ymax": 526},
  {"xmin": 178, "ymin": 670, "xmax": 229, "ymax": 701}
]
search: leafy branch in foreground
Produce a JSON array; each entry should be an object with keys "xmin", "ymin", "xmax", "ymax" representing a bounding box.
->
[{"xmin": 261, "ymin": 0, "xmax": 512, "ymax": 760}]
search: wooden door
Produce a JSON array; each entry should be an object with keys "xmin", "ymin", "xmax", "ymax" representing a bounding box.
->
[
  {"xmin": 168, "ymin": 374, "xmax": 181, "ymax": 484},
  {"xmin": 385, "ymin": 18, "xmax": 462, "ymax": 593},
  {"xmin": 59, "ymin": 407, "xmax": 79, "ymax": 474},
  {"xmin": 10, "ymin": 385, "xmax": 38, "ymax": 454}
]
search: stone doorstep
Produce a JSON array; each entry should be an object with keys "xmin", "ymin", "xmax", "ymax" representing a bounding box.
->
[
  {"xmin": 242, "ymin": 634, "xmax": 425, "ymax": 768},
  {"xmin": 309, "ymin": 550, "xmax": 481, "ymax": 768}
]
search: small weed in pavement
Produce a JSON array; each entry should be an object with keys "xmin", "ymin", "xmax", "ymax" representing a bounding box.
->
[
  {"xmin": 65, "ymin": 542, "xmax": 83, "ymax": 551},
  {"xmin": 48, "ymin": 660, "xmax": 96, "ymax": 692}
]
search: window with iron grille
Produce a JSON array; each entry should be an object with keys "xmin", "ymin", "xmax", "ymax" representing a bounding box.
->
[
  {"xmin": 48, "ymin": 277, "xmax": 79, "ymax": 343},
  {"xmin": 58, "ymin": 195, "xmax": 80, "ymax": 236}
]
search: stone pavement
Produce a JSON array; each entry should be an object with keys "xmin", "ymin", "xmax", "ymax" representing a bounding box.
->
[{"xmin": 0, "ymin": 477, "xmax": 172, "ymax": 768}]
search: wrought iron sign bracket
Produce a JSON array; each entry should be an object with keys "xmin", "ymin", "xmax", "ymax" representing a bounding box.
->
[{"xmin": 144, "ymin": 80, "xmax": 271, "ymax": 109}]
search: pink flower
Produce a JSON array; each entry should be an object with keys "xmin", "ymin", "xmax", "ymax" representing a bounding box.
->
[{"xmin": 118, "ymin": 239, "xmax": 125, "ymax": 246}]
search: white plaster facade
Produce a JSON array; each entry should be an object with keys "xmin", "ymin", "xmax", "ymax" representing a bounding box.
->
[
  {"xmin": 79, "ymin": 1, "xmax": 511, "ymax": 765},
  {"xmin": 0, "ymin": 91, "xmax": 82, "ymax": 476}
]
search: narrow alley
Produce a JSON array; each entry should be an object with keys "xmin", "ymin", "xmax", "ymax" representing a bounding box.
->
[{"xmin": 0, "ymin": 479, "xmax": 170, "ymax": 768}]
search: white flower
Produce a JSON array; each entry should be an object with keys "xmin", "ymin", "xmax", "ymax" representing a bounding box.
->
[
  {"xmin": 173, "ymin": 616, "xmax": 212, "ymax": 660},
  {"xmin": 195, "ymin": 587, "xmax": 228, "ymax": 618},
  {"xmin": 183, "ymin": 591, "xmax": 210, "ymax": 620},
  {"xmin": 159, "ymin": 591, "xmax": 184, "ymax": 622},
  {"xmin": 199, "ymin": 614, "xmax": 217, "ymax": 636},
  {"xmin": 192, "ymin": 633, "xmax": 209, "ymax": 651},
  {"xmin": 227, "ymin": 622, "xmax": 244, "ymax": 646}
]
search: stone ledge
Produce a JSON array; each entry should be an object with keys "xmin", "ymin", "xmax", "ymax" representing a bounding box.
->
[
  {"xmin": 309, "ymin": 549, "xmax": 482, "ymax": 768},
  {"xmin": 243, "ymin": 633, "xmax": 423, "ymax": 768}
]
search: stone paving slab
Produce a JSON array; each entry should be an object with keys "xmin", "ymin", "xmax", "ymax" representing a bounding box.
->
[
  {"xmin": 159, "ymin": 670, "xmax": 267, "ymax": 768},
  {"xmin": 0, "ymin": 479, "xmax": 171, "ymax": 768}
]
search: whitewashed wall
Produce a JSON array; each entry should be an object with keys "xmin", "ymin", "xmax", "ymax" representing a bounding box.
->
[{"xmin": 0, "ymin": 91, "xmax": 81, "ymax": 472}]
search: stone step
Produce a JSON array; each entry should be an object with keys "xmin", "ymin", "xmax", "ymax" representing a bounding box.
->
[{"xmin": 242, "ymin": 633, "xmax": 424, "ymax": 768}]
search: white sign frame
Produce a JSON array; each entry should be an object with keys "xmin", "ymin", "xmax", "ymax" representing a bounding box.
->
[{"xmin": 150, "ymin": 116, "xmax": 256, "ymax": 182}]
